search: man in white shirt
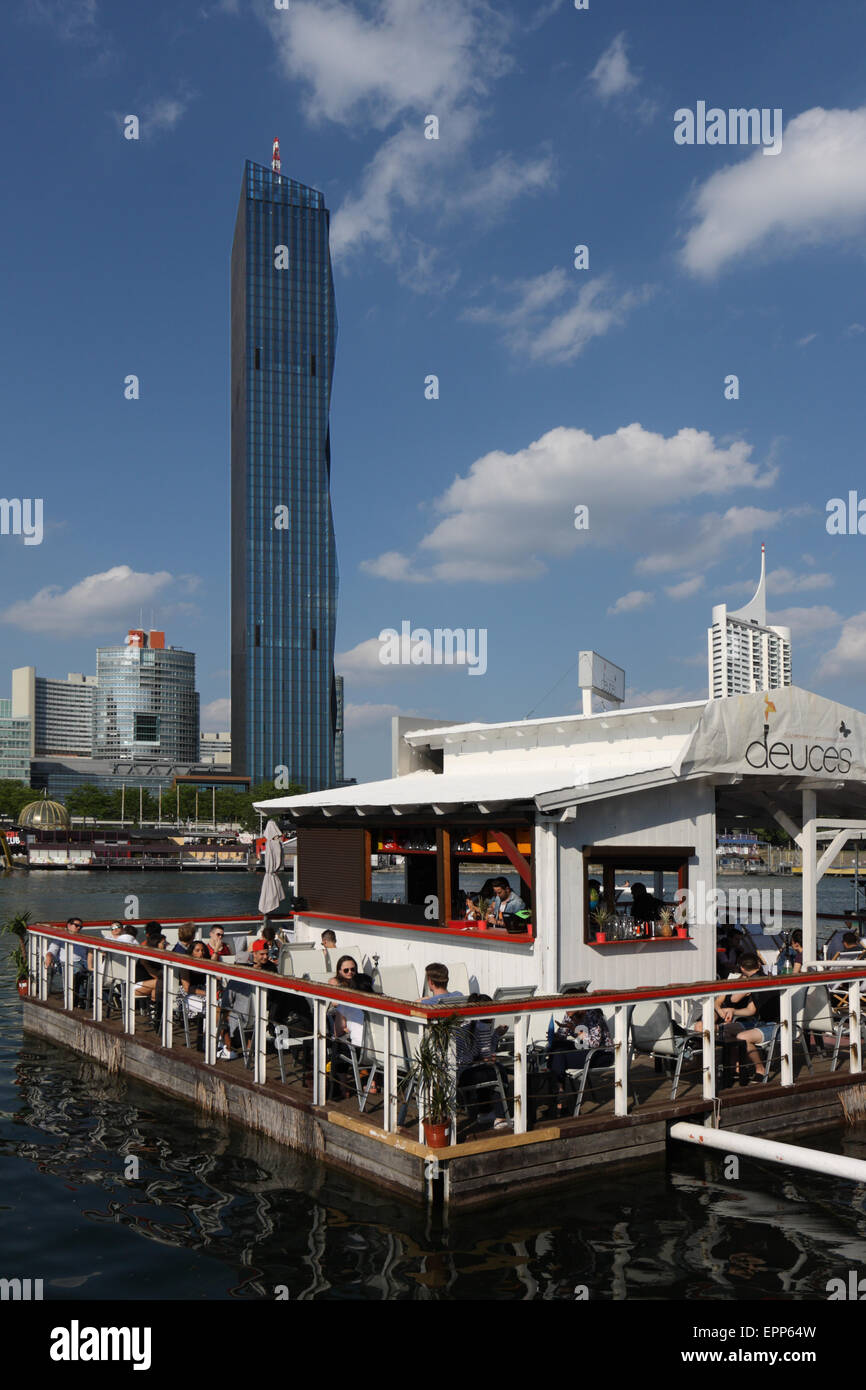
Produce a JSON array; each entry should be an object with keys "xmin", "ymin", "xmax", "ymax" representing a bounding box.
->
[{"xmin": 45, "ymin": 917, "xmax": 90, "ymax": 1006}]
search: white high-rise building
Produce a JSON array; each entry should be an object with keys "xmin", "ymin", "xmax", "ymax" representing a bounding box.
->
[{"xmin": 708, "ymin": 546, "xmax": 792, "ymax": 699}]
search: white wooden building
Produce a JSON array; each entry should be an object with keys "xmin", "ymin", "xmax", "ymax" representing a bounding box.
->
[{"xmin": 257, "ymin": 686, "xmax": 866, "ymax": 999}]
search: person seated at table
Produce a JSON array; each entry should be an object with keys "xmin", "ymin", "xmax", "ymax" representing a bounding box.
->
[
  {"xmin": 44, "ymin": 917, "xmax": 90, "ymax": 1007},
  {"xmin": 419, "ymin": 962, "xmax": 465, "ymax": 1005},
  {"xmin": 777, "ymin": 929, "xmax": 803, "ymax": 974},
  {"xmin": 547, "ymin": 994, "xmax": 614, "ymax": 1113},
  {"xmin": 630, "ymin": 882, "xmax": 663, "ymax": 923},
  {"xmin": 717, "ymin": 929, "xmax": 746, "ymax": 979},
  {"xmin": 457, "ymin": 994, "xmax": 510, "ymax": 1129},
  {"xmin": 321, "ymin": 929, "xmax": 337, "ymax": 949},
  {"xmin": 135, "ymin": 924, "xmax": 166, "ymax": 1022},
  {"xmin": 716, "ymin": 954, "xmax": 779, "ymax": 1083},
  {"xmin": 258, "ymin": 924, "xmax": 280, "ymax": 961},
  {"xmin": 180, "ymin": 941, "xmax": 210, "ymax": 1012},
  {"xmin": 486, "ymin": 878, "xmax": 525, "ymax": 927},
  {"xmin": 205, "ymin": 926, "xmax": 231, "ymax": 960},
  {"xmin": 249, "ymin": 939, "xmax": 278, "ymax": 972},
  {"xmin": 108, "ymin": 921, "xmax": 138, "ymax": 944},
  {"xmin": 463, "ymin": 893, "xmax": 483, "ymax": 921},
  {"xmin": 172, "ymin": 922, "xmax": 197, "ymax": 956},
  {"xmin": 833, "ymin": 931, "xmax": 866, "ymax": 960}
]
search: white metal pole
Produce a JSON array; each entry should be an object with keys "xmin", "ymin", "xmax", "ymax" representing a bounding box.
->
[
  {"xmin": 778, "ymin": 983, "xmax": 794, "ymax": 1086},
  {"xmin": 204, "ymin": 973, "xmax": 217, "ymax": 1066},
  {"xmin": 701, "ymin": 995, "xmax": 716, "ymax": 1104},
  {"xmin": 384, "ymin": 1016, "xmax": 395, "ymax": 1133},
  {"xmin": 614, "ymin": 1004, "xmax": 629, "ymax": 1116},
  {"xmin": 802, "ymin": 789, "xmax": 817, "ymax": 962},
  {"xmin": 849, "ymin": 978, "xmax": 862, "ymax": 1075},
  {"xmin": 513, "ymin": 1013, "xmax": 528, "ymax": 1135},
  {"xmin": 671, "ymin": 1121, "xmax": 866, "ymax": 1183},
  {"xmin": 254, "ymin": 983, "xmax": 267, "ymax": 1084},
  {"xmin": 313, "ymin": 999, "xmax": 326, "ymax": 1107}
]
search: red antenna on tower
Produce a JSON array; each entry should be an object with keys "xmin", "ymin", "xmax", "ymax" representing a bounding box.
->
[{"xmin": 272, "ymin": 137, "xmax": 281, "ymax": 176}]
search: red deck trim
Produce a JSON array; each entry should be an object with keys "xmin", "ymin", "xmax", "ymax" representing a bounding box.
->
[{"xmin": 300, "ymin": 909, "xmax": 534, "ymax": 943}]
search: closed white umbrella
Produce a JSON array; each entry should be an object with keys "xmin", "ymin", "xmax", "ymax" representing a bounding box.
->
[{"xmin": 258, "ymin": 818, "xmax": 286, "ymax": 917}]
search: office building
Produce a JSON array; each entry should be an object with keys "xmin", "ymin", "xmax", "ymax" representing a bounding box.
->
[
  {"xmin": 708, "ymin": 546, "xmax": 792, "ymax": 698},
  {"xmin": 230, "ymin": 145, "xmax": 339, "ymax": 792},
  {"xmin": 200, "ymin": 732, "xmax": 232, "ymax": 766},
  {"xmin": 94, "ymin": 629, "xmax": 199, "ymax": 762},
  {"xmin": 0, "ymin": 698, "xmax": 31, "ymax": 783}
]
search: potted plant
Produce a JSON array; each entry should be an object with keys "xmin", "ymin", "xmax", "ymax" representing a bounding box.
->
[
  {"xmin": 1, "ymin": 910, "xmax": 31, "ymax": 996},
  {"xmin": 409, "ymin": 1012, "xmax": 461, "ymax": 1148},
  {"xmin": 657, "ymin": 907, "xmax": 674, "ymax": 938},
  {"xmin": 592, "ymin": 904, "xmax": 611, "ymax": 943}
]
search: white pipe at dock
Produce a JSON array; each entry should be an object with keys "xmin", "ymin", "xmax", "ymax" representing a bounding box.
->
[{"xmin": 670, "ymin": 1121, "xmax": 866, "ymax": 1183}]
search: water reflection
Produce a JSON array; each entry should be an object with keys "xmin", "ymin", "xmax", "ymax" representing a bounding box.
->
[{"xmin": 6, "ymin": 1025, "xmax": 866, "ymax": 1299}]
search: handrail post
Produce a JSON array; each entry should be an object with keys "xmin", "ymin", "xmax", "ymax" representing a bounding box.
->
[
  {"xmin": 93, "ymin": 949, "xmax": 104, "ymax": 1022},
  {"xmin": 614, "ymin": 1004, "xmax": 629, "ymax": 1116},
  {"xmin": 161, "ymin": 960, "xmax": 174, "ymax": 1048},
  {"xmin": 204, "ymin": 973, "xmax": 217, "ymax": 1066},
  {"xmin": 701, "ymin": 995, "xmax": 716, "ymax": 1103},
  {"xmin": 448, "ymin": 1030, "xmax": 459, "ymax": 1144},
  {"xmin": 38, "ymin": 937, "xmax": 48, "ymax": 1001},
  {"xmin": 850, "ymin": 979, "xmax": 862, "ymax": 1075},
  {"xmin": 779, "ymin": 982, "xmax": 794, "ymax": 1087},
  {"xmin": 26, "ymin": 933, "xmax": 36, "ymax": 999},
  {"xmin": 313, "ymin": 998, "xmax": 326, "ymax": 1106},
  {"xmin": 254, "ymin": 983, "xmax": 267, "ymax": 1084},
  {"xmin": 63, "ymin": 946, "xmax": 74, "ymax": 1012},
  {"xmin": 124, "ymin": 955, "xmax": 134, "ymax": 1033},
  {"xmin": 383, "ymin": 1016, "xmax": 394, "ymax": 1134},
  {"xmin": 513, "ymin": 1013, "xmax": 528, "ymax": 1134}
]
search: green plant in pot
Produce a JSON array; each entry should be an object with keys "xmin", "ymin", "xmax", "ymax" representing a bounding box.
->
[
  {"xmin": 409, "ymin": 1012, "xmax": 461, "ymax": 1148},
  {"xmin": 592, "ymin": 904, "xmax": 612, "ymax": 942},
  {"xmin": 1, "ymin": 910, "xmax": 31, "ymax": 995}
]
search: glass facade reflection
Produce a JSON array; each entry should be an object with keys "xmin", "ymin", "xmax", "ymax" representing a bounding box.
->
[
  {"xmin": 94, "ymin": 639, "xmax": 199, "ymax": 762},
  {"xmin": 230, "ymin": 159, "xmax": 339, "ymax": 792}
]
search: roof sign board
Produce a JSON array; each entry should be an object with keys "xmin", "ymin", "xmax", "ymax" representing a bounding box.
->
[{"xmin": 578, "ymin": 651, "xmax": 625, "ymax": 705}]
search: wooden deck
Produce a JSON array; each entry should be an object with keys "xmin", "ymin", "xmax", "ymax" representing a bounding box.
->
[{"xmin": 21, "ymin": 993, "xmax": 865, "ymax": 1209}]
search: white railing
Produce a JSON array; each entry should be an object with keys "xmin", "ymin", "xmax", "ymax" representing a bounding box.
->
[{"xmin": 23, "ymin": 924, "xmax": 866, "ymax": 1144}]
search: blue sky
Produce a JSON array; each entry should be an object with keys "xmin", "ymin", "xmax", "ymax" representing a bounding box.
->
[{"xmin": 2, "ymin": 0, "xmax": 866, "ymax": 784}]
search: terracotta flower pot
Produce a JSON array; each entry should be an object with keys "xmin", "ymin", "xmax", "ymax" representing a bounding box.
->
[
  {"xmin": 17, "ymin": 980, "xmax": 29, "ymax": 998},
  {"xmin": 423, "ymin": 1121, "xmax": 450, "ymax": 1149},
  {"xmin": 676, "ymin": 926, "xmax": 688, "ymax": 938},
  {"xmin": 595, "ymin": 931, "xmax": 606, "ymax": 943}
]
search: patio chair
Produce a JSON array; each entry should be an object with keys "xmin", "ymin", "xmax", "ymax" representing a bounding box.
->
[
  {"xmin": 222, "ymin": 981, "xmax": 256, "ymax": 1066},
  {"xmin": 629, "ymin": 1000, "xmax": 700, "ymax": 1100},
  {"xmin": 272, "ymin": 1021, "xmax": 314, "ymax": 1086},
  {"xmin": 791, "ymin": 985, "xmax": 835, "ymax": 1073},
  {"xmin": 373, "ymin": 964, "xmax": 420, "ymax": 1001}
]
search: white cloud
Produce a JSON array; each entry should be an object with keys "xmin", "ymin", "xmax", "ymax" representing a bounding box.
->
[
  {"xmin": 201, "ymin": 698, "xmax": 231, "ymax": 729},
  {"xmin": 335, "ymin": 637, "xmax": 387, "ymax": 681},
  {"xmin": 360, "ymin": 551, "xmax": 429, "ymax": 583},
  {"xmin": 665, "ymin": 575, "xmax": 704, "ymax": 600},
  {"xmin": 847, "ymin": 322, "xmax": 866, "ymax": 336},
  {"xmin": 267, "ymin": 0, "xmax": 502, "ymax": 129},
  {"xmin": 361, "ymin": 423, "xmax": 777, "ymax": 584},
  {"xmin": 0, "ymin": 566, "xmax": 190, "ymax": 636},
  {"xmin": 819, "ymin": 612, "xmax": 866, "ymax": 677},
  {"xmin": 143, "ymin": 95, "xmax": 192, "ymax": 134},
  {"xmin": 796, "ymin": 332, "xmax": 818, "ymax": 347},
  {"xmin": 727, "ymin": 566, "xmax": 834, "ymax": 596},
  {"xmin": 608, "ymin": 590, "xmax": 653, "ymax": 615},
  {"xmin": 26, "ymin": 0, "xmax": 99, "ymax": 42},
  {"xmin": 769, "ymin": 604, "xmax": 842, "ymax": 643},
  {"xmin": 635, "ymin": 506, "xmax": 786, "ymax": 577},
  {"xmin": 464, "ymin": 272, "xmax": 652, "ymax": 364},
  {"xmin": 680, "ymin": 107, "xmax": 866, "ymax": 278},
  {"xmin": 344, "ymin": 701, "xmax": 423, "ymax": 730},
  {"xmin": 266, "ymin": 2, "xmax": 549, "ymax": 276},
  {"xmin": 588, "ymin": 33, "xmax": 638, "ymax": 101}
]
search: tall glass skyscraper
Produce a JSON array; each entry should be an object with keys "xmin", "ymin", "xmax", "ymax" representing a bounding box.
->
[
  {"xmin": 230, "ymin": 156, "xmax": 339, "ymax": 791},
  {"xmin": 93, "ymin": 630, "xmax": 199, "ymax": 762}
]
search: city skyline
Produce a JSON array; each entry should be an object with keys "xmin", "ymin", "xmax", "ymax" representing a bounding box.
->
[{"xmin": 1, "ymin": 1, "xmax": 865, "ymax": 788}]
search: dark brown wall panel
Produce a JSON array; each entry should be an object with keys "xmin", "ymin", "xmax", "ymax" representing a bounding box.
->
[{"xmin": 297, "ymin": 827, "xmax": 367, "ymax": 916}]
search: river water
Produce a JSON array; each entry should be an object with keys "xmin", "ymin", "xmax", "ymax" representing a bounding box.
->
[{"xmin": 2, "ymin": 869, "xmax": 866, "ymax": 1301}]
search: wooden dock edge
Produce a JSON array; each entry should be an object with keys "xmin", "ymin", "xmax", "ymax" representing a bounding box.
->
[{"xmin": 20, "ymin": 999, "xmax": 864, "ymax": 1210}]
